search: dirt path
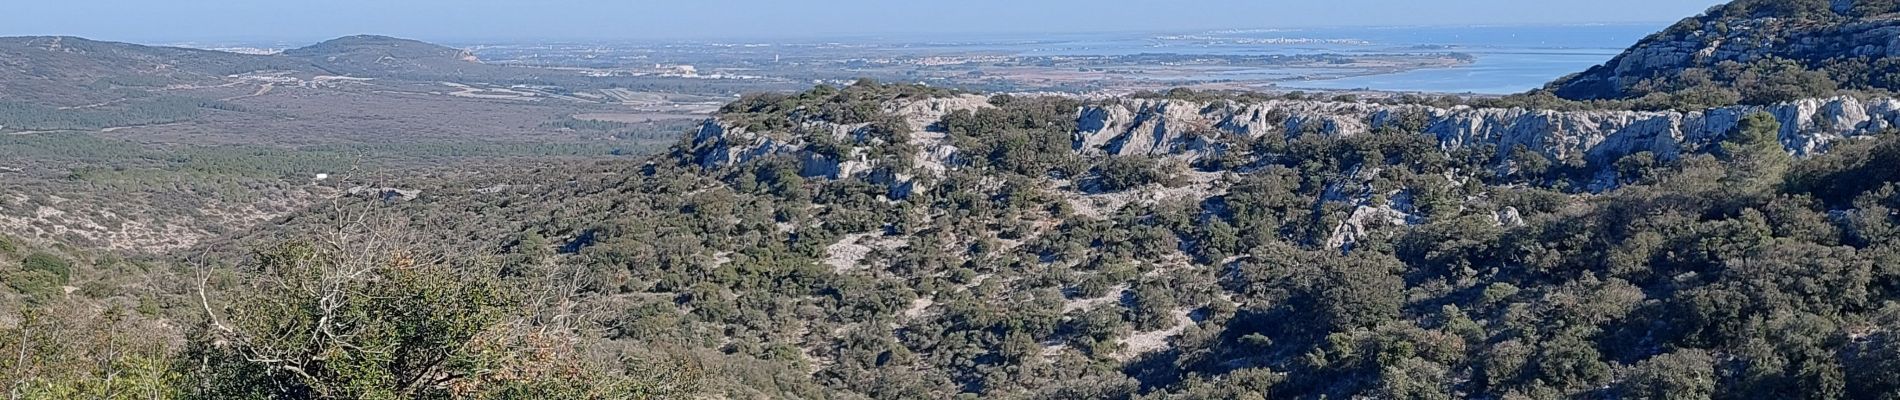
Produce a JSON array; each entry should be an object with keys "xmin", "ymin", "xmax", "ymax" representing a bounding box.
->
[
  {"xmin": 220, "ymin": 83, "xmax": 274, "ymax": 101},
  {"xmin": 58, "ymin": 98, "xmax": 128, "ymax": 110},
  {"xmin": 100, "ymin": 122, "xmax": 185, "ymax": 133}
]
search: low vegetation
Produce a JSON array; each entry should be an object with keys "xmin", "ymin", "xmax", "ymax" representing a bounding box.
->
[
  {"xmin": 5, "ymin": 1, "xmax": 1900, "ymax": 395},
  {"xmin": 1546, "ymin": 0, "xmax": 1900, "ymax": 108},
  {"xmin": 11, "ymin": 80, "xmax": 1896, "ymax": 397}
]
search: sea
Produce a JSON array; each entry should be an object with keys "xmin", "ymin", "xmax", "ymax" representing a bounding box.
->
[
  {"xmin": 866, "ymin": 23, "xmax": 1669, "ymax": 95},
  {"xmin": 442, "ymin": 23, "xmax": 1670, "ymax": 95},
  {"xmin": 1272, "ymin": 24, "xmax": 1666, "ymax": 94}
]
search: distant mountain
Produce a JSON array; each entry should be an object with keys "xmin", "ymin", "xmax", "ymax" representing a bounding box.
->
[
  {"xmin": 282, "ymin": 35, "xmax": 471, "ymax": 61},
  {"xmin": 0, "ymin": 34, "xmax": 617, "ymax": 139},
  {"xmin": 0, "ymin": 36, "xmax": 295, "ymax": 105},
  {"xmin": 1547, "ymin": 0, "xmax": 1900, "ymax": 105},
  {"xmin": 0, "ymin": 34, "xmax": 532, "ymax": 112},
  {"xmin": 282, "ymin": 35, "xmax": 487, "ymax": 78}
]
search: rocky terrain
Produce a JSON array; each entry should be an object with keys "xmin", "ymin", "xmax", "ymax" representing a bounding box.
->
[
  {"xmin": 9, "ymin": 1, "xmax": 1900, "ymax": 397},
  {"xmin": 1550, "ymin": 0, "xmax": 1900, "ymax": 101},
  {"xmin": 0, "ymin": 35, "xmax": 697, "ymax": 251},
  {"xmin": 545, "ymin": 78, "xmax": 1900, "ymax": 398},
  {"xmin": 678, "ymin": 89, "xmax": 1900, "ymax": 257},
  {"xmin": 690, "ymin": 94, "xmax": 1900, "ymax": 193}
]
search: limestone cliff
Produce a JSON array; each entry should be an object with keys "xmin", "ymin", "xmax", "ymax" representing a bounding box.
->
[
  {"xmin": 687, "ymin": 95, "xmax": 1900, "ymax": 192},
  {"xmin": 684, "ymin": 94, "xmax": 993, "ymax": 198},
  {"xmin": 1074, "ymin": 96, "xmax": 1900, "ymax": 164}
]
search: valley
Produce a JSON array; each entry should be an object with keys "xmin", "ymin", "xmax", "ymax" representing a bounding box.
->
[{"xmin": 4, "ymin": 0, "xmax": 1900, "ymax": 399}]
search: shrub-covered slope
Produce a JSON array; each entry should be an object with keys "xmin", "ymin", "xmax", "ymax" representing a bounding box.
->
[
  {"xmin": 1549, "ymin": 0, "xmax": 1900, "ymax": 105},
  {"xmin": 166, "ymin": 81, "xmax": 1900, "ymax": 398}
]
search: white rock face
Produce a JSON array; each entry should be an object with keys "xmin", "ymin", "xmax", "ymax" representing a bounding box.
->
[
  {"xmin": 688, "ymin": 122, "xmax": 783, "ymax": 168},
  {"xmin": 1075, "ymin": 96, "xmax": 1900, "ymax": 165},
  {"xmin": 687, "ymin": 94, "xmax": 1900, "ymax": 197},
  {"xmin": 685, "ymin": 95, "xmax": 993, "ymax": 199},
  {"xmin": 1327, "ymin": 205, "xmax": 1415, "ymax": 250}
]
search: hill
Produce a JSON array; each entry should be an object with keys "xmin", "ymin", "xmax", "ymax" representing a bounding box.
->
[
  {"xmin": 0, "ymin": 34, "xmax": 685, "ymax": 251},
  {"xmin": 281, "ymin": 34, "xmax": 489, "ymax": 78},
  {"xmin": 281, "ymin": 35, "xmax": 472, "ymax": 61},
  {"xmin": 164, "ymin": 81, "xmax": 1900, "ymax": 398},
  {"xmin": 0, "ymin": 36, "xmax": 306, "ymax": 112},
  {"xmin": 0, "ymin": 34, "xmax": 522, "ymax": 112},
  {"xmin": 1547, "ymin": 0, "xmax": 1900, "ymax": 105},
  {"xmin": 6, "ymin": 1, "xmax": 1900, "ymax": 398}
]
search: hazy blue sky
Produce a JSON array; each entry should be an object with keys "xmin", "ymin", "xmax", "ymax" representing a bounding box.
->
[{"xmin": 4, "ymin": 0, "xmax": 1731, "ymax": 43}]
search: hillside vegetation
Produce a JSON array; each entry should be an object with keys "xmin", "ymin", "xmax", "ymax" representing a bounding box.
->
[
  {"xmin": 1546, "ymin": 0, "xmax": 1900, "ymax": 108},
  {"xmin": 5, "ymin": 0, "xmax": 1900, "ymax": 397},
  {"xmin": 9, "ymin": 81, "xmax": 1898, "ymax": 398}
]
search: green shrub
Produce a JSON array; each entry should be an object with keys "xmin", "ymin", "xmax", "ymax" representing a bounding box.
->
[
  {"xmin": 20, "ymin": 253, "xmax": 71, "ymax": 284},
  {"xmin": 3, "ymin": 269, "xmax": 63, "ymax": 303},
  {"xmin": 1091, "ymin": 157, "xmax": 1181, "ymax": 192}
]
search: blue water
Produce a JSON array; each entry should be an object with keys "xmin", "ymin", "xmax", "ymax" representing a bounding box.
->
[
  {"xmin": 464, "ymin": 24, "xmax": 1673, "ymax": 95},
  {"xmin": 876, "ymin": 24, "xmax": 1669, "ymax": 94},
  {"xmin": 1283, "ymin": 25, "xmax": 1663, "ymax": 94},
  {"xmin": 1293, "ymin": 49, "xmax": 1616, "ymax": 94}
]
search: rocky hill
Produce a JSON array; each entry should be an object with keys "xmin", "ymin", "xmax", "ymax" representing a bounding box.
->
[
  {"xmin": 689, "ymin": 91, "xmax": 1900, "ymax": 196},
  {"xmin": 11, "ymin": 1, "xmax": 1900, "ymax": 397},
  {"xmin": 1549, "ymin": 0, "xmax": 1900, "ymax": 104},
  {"xmin": 217, "ymin": 80, "xmax": 1900, "ymax": 398}
]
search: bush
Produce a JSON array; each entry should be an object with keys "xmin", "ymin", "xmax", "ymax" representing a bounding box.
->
[
  {"xmin": 1621, "ymin": 350, "xmax": 1718, "ymax": 400},
  {"xmin": 1090, "ymin": 157, "xmax": 1181, "ymax": 192},
  {"xmin": 20, "ymin": 253, "xmax": 71, "ymax": 284},
  {"xmin": 1732, "ymin": 59, "xmax": 1838, "ymax": 105},
  {"xmin": 1787, "ymin": 133, "xmax": 1900, "ymax": 206},
  {"xmin": 718, "ymin": 80, "xmax": 961, "ymax": 133},
  {"xmin": 183, "ymin": 242, "xmax": 694, "ymax": 399},
  {"xmin": 3, "ymin": 269, "xmax": 63, "ymax": 302},
  {"xmin": 1850, "ymin": 0, "xmax": 1900, "ymax": 17},
  {"xmin": 941, "ymin": 96, "xmax": 1083, "ymax": 176},
  {"xmin": 1721, "ymin": 0, "xmax": 1835, "ymax": 19}
]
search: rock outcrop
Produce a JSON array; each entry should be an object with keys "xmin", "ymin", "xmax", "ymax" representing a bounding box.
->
[
  {"xmin": 687, "ymin": 94, "xmax": 1900, "ymax": 196},
  {"xmin": 1550, "ymin": 1, "xmax": 1900, "ymax": 99},
  {"xmin": 1075, "ymin": 96, "xmax": 1900, "ymax": 164},
  {"xmin": 685, "ymin": 94, "xmax": 991, "ymax": 198}
]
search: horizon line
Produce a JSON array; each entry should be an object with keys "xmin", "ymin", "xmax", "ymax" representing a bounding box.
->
[{"xmin": 0, "ymin": 20, "xmax": 1684, "ymax": 47}]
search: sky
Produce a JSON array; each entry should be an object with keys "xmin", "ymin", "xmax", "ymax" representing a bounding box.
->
[{"xmin": 2, "ymin": 0, "xmax": 1732, "ymax": 43}]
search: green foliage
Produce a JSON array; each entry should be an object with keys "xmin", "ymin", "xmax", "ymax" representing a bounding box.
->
[
  {"xmin": 20, "ymin": 252, "xmax": 72, "ymax": 285},
  {"xmin": 1545, "ymin": 0, "xmax": 1883, "ymax": 107},
  {"xmin": 544, "ymin": 116, "xmax": 631, "ymax": 131},
  {"xmin": 1849, "ymin": 0, "xmax": 1900, "ymax": 17},
  {"xmin": 0, "ymin": 308, "xmax": 183, "ymax": 399},
  {"xmin": 1622, "ymin": 349, "xmax": 1718, "ymax": 400},
  {"xmin": 720, "ymin": 79, "xmax": 958, "ymax": 133},
  {"xmin": 0, "ymin": 96, "xmax": 220, "ymax": 132},
  {"xmin": 1089, "ymin": 156, "xmax": 1181, "ymax": 192},
  {"xmin": 1720, "ymin": 111, "xmax": 1794, "ymax": 192},
  {"xmin": 1719, "ymin": 0, "xmax": 1836, "ymax": 19},
  {"xmin": 941, "ymin": 95, "xmax": 1084, "ymax": 176},
  {"xmin": 1732, "ymin": 59, "xmax": 1840, "ymax": 105},
  {"xmin": 14, "ymin": 79, "xmax": 1900, "ymax": 399},
  {"xmin": 1788, "ymin": 132, "xmax": 1900, "ymax": 206},
  {"xmin": 181, "ymin": 242, "xmax": 694, "ymax": 399},
  {"xmin": 3, "ymin": 270, "xmax": 64, "ymax": 304},
  {"xmin": 1565, "ymin": 58, "xmax": 1844, "ymax": 109}
]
